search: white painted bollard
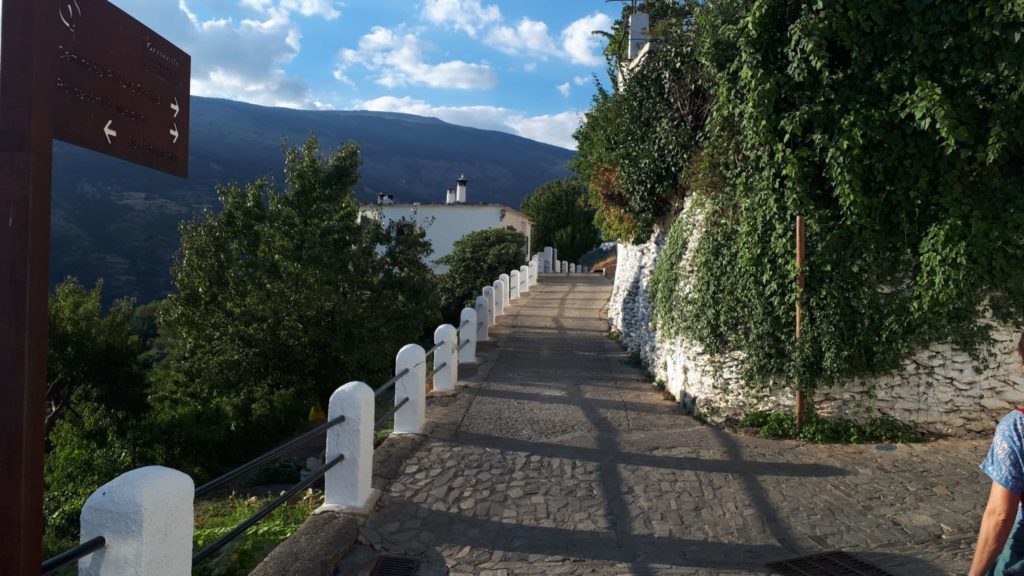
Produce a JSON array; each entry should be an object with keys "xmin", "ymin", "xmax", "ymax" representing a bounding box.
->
[
  {"xmin": 510, "ymin": 270, "xmax": 520, "ymax": 299},
  {"xmin": 562, "ymin": 261, "xmax": 568, "ymax": 274},
  {"xmin": 543, "ymin": 247, "xmax": 553, "ymax": 273},
  {"xmin": 482, "ymin": 286, "xmax": 496, "ymax": 326},
  {"xmin": 460, "ymin": 307, "xmax": 478, "ymax": 362},
  {"xmin": 520, "ymin": 265, "xmax": 530, "ymax": 292},
  {"xmin": 433, "ymin": 324, "xmax": 458, "ymax": 393},
  {"xmin": 474, "ymin": 296, "xmax": 490, "ymax": 342},
  {"xmin": 493, "ymin": 280, "xmax": 505, "ymax": 316},
  {"xmin": 394, "ymin": 344, "xmax": 426, "ymax": 435},
  {"xmin": 570, "ymin": 263, "xmax": 576, "ymax": 274},
  {"xmin": 322, "ymin": 381, "xmax": 375, "ymax": 513},
  {"xmin": 529, "ymin": 261, "xmax": 538, "ymax": 285},
  {"xmin": 552, "ymin": 248, "xmax": 559, "ymax": 269},
  {"xmin": 78, "ymin": 466, "xmax": 194, "ymax": 576},
  {"xmin": 499, "ymin": 273, "xmax": 511, "ymax": 305}
]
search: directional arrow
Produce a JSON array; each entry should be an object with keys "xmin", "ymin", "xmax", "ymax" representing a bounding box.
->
[
  {"xmin": 103, "ymin": 120, "xmax": 117, "ymax": 144},
  {"xmin": 170, "ymin": 123, "xmax": 179, "ymax": 144},
  {"xmin": 170, "ymin": 97, "xmax": 180, "ymax": 118}
]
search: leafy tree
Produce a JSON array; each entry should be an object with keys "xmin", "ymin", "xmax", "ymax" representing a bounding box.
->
[
  {"xmin": 46, "ymin": 278, "xmax": 147, "ymax": 438},
  {"xmin": 44, "ymin": 278, "xmax": 149, "ymax": 541},
  {"xmin": 437, "ymin": 228, "xmax": 527, "ymax": 321},
  {"xmin": 152, "ymin": 136, "xmax": 439, "ymax": 476},
  {"xmin": 520, "ymin": 179, "xmax": 599, "ymax": 263},
  {"xmin": 572, "ymin": 0, "xmax": 710, "ymax": 241}
]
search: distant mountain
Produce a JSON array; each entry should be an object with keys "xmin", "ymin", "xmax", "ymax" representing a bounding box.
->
[{"xmin": 51, "ymin": 97, "xmax": 575, "ymax": 304}]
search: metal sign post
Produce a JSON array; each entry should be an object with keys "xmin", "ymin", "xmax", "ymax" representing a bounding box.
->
[
  {"xmin": 0, "ymin": 1, "xmax": 189, "ymax": 573},
  {"xmin": 0, "ymin": 2, "xmax": 58, "ymax": 574}
]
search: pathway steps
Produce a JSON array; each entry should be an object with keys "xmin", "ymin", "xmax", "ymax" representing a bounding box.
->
[{"xmin": 361, "ymin": 275, "xmax": 989, "ymax": 575}]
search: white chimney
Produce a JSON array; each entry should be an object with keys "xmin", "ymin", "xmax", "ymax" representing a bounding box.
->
[
  {"xmin": 628, "ymin": 12, "xmax": 649, "ymax": 60},
  {"xmin": 456, "ymin": 175, "xmax": 468, "ymax": 203},
  {"xmin": 446, "ymin": 187, "xmax": 456, "ymax": 204}
]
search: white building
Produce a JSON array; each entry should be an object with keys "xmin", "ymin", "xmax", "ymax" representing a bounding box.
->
[{"xmin": 359, "ymin": 175, "xmax": 533, "ymax": 273}]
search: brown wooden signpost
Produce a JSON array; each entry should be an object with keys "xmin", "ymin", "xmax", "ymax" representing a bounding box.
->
[{"xmin": 0, "ymin": 1, "xmax": 190, "ymax": 573}]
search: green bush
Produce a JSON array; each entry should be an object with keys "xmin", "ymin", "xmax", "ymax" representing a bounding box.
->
[
  {"xmin": 738, "ymin": 410, "xmax": 921, "ymax": 444},
  {"xmin": 437, "ymin": 227, "xmax": 527, "ymax": 321}
]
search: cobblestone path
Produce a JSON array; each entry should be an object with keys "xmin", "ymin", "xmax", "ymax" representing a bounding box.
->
[{"xmin": 361, "ymin": 275, "xmax": 991, "ymax": 575}]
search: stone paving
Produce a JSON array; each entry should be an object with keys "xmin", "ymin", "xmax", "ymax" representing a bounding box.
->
[{"xmin": 359, "ymin": 275, "xmax": 993, "ymax": 575}]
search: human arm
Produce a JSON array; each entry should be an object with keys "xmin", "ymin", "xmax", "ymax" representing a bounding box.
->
[{"xmin": 969, "ymin": 480, "xmax": 1021, "ymax": 576}]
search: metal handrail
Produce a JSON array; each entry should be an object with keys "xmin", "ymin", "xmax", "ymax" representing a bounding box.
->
[
  {"xmin": 43, "ymin": 536, "xmax": 106, "ymax": 574},
  {"xmin": 459, "ymin": 339, "xmax": 470, "ymax": 351},
  {"xmin": 195, "ymin": 415, "xmax": 346, "ymax": 498},
  {"xmin": 192, "ymin": 452, "xmax": 346, "ymax": 566},
  {"xmin": 374, "ymin": 396, "xmax": 410, "ymax": 430},
  {"xmin": 375, "ymin": 367, "xmax": 410, "ymax": 398},
  {"xmin": 478, "ymin": 321, "xmax": 484, "ymax": 327},
  {"xmin": 424, "ymin": 342, "xmax": 445, "ymax": 357},
  {"xmin": 460, "ymin": 319, "xmax": 469, "ymax": 328},
  {"xmin": 431, "ymin": 361, "xmax": 447, "ymax": 376}
]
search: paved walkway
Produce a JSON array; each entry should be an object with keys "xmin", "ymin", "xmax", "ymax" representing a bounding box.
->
[{"xmin": 360, "ymin": 275, "xmax": 991, "ymax": 575}]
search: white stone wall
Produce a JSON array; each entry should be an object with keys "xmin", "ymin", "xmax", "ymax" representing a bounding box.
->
[{"xmin": 609, "ymin": 215, "xmax": 1023, "ymax": 437}]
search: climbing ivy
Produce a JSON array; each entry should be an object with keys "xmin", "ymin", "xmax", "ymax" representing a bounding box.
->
[{"xmin": 644, "ymin": 0, "xmax": 1024, "ymax": 392}]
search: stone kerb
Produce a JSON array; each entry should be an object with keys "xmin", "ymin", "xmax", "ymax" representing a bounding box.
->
[
  {"xmin": 432, "ymin": 324, "xmax": 458, "ymax": 393},
  {"xmin": 482, "ymin": 286, "xmax": 496, "ymax": 327},
  {"xmin": 492, "ymin": 280, "xmax": 506, "ymax": 316},
  {"xmin": 499, "ymin": 273, "xmax": 511, "ymax": 305},
  {"xmin": 321, "ymin": 382, "xmax": 376, "ymax": 513},
  {"xmin": 510, "ymin": 270, "xmax": 521, "ymax": 300},
  {"xmin": 79, "ymin": 467, "xmax": 194, "ymax": 576},
  {"xmin": 459, "ymin": 307, "xmax": 478, "ymax": 362},
  {"xmin": 393, "ymin": 345, "xmax": 426, "ymax": 435},
  {"xmin": 520, "ymin": 265, "xmax": 531, "ymax": 292},
  {"xmin": 475, "ymin": 296, "xmax": 490, "ymax": 341}
]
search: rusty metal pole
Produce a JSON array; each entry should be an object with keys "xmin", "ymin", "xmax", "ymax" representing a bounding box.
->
[
  {"xmin": 0, "ymin": 0, "xmax": 57, "ymax": 573},
  {"xmin": 795, "ymin": 215, "xmax": 806, "ymax": 435}
]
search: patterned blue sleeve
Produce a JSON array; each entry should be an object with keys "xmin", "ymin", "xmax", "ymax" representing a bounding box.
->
[{"xmin": 981, "ymin": 411, "xmax": 1024, "ymax": 495}]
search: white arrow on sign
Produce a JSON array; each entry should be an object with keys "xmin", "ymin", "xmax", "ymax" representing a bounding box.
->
[
  {"xmin": 170, "ymin": 124, "xmax": 179, "ymax": 144},
  {"xmin": 103, "ymin": 120, "xmax": 117, "ymax": 144},
  {"xmin": 170, "ymin": 97, "xmax": 180, "ymax": 118}
]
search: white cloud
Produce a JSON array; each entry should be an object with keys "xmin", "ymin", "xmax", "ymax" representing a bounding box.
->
[
  {"xmin": 523, "ymin": 63, "xmax": 538, "ymax": 72},
  {"xmin": 279, "ymin": 0, "xmax": 341, "ymax": 20},
  {"xmin": 108, "ymin": 0, "xmax": 339, "ymax": 109},
  {"xmin": 561, "ymin": 12, "xmax": 613, "ymax": 66},
  {"xmin": 335, "ymin": 26, "xmax": 497, "ymax": 90},
  {"xmin": 557, "ymin": 82, "xmax": 570, "ymax": 97},
  {"xmin": 573, "ymin": 75, "xmax": 590, "ymax": 86},
  {"xmin": 421, "ymin": 0, "xmax": 501, "ymax": 38},
  {"xmin": 356, "ymin": 96, "xmax": 581, "ymax": 149},
  {"xmin": 485, "ymin": 18, "xmax": 557, "ymax": 58},
  {"xmin": 505, "ymin": 111, "xmax": 582, "ymax": 150}
]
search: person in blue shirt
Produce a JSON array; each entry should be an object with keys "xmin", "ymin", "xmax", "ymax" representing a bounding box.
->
[{"xmin": 971, "ymin": 409, "xmax": 1024, "ymax": 575}]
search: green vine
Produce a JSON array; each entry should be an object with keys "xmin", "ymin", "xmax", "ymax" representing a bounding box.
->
[{"xmin": 638, "ymin": 0, "xmax": 1024, "ymax": 394}]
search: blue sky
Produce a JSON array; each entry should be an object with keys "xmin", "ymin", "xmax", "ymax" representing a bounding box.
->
[{"xmin": 104, "ymin": 0, "xmax": 620, "ymax": 149}]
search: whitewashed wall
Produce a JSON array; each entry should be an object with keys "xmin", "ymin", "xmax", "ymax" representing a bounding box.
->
[{"xmin": 608, "ymin": 202, "xmax": 1023, "ymax": 437}]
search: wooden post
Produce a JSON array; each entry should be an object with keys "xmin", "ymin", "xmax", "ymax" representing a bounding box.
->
[
  {"xmin": 0, "ymin": 1, "xmax": 58, "ymax": 574},
  {"xmin": 795, "ymin": 215, "xmax": 806, "ymax": 434}
]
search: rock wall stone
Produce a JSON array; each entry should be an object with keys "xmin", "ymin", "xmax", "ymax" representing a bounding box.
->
[{"xmin": 608, "ymin": 222, "xmax": 1023, "ymax": 437}]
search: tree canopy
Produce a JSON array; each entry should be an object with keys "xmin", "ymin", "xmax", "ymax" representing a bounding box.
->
[
  {"xmin": 151, "ymin": 136, "xmax": 439, "ymax": 475},
  {"xmin": 437, "ymin": 227, "xmax": 527, "ymax": 321},
  {"xmin": 520, "ymin": 179, "xmax": 599, "ymax": 263}
]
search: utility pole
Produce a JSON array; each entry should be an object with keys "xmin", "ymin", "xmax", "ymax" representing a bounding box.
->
[{"xmin": 795, "ymin": 215, "xmax": 806, "ymax": 434}]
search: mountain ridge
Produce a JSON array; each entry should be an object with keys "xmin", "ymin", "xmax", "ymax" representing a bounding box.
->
[{"xmin": 51, "ymin": 96, "xmax": 575, "ymax": 304}]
